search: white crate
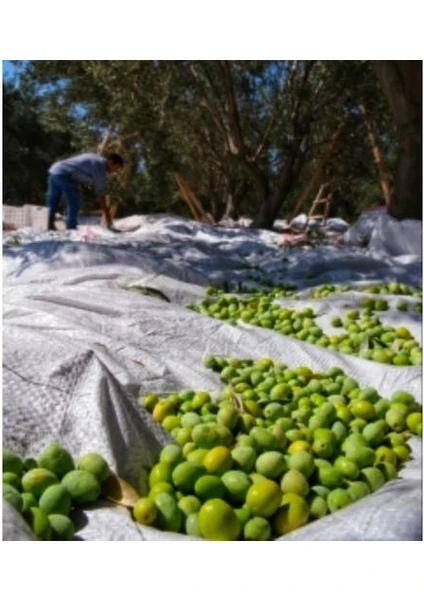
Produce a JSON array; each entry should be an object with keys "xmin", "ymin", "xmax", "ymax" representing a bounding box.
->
[
  {"xmin": 27, "ymin": 205, "xmax": 49, "ymax": 230},
  {"xmin": 2, "ymin": 204, "xmax": 49, "ymax": 230},
  {"xmin": 3, "ymin": 205, "xmax": 27, "ymax": 228}
]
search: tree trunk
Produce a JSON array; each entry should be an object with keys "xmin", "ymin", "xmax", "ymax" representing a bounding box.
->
[
  {"xmin": 250, "ymin": 138, "xmax": 305, "ymax": 229},
  {"xmin": 222, "ymin": 191, "xmax": 239, "ymax": 220},
  {"xmin": 374, "ymin": 61, "xmax": 422, "ymax": 220},
  {"xmin": 288, "ymin": 121, "xmax": 345, "ymax": 222},
  {"xmin": 359, "ymin": 104, "xmax": 392, "ymax": 205},
  {"xmin": 249, "ymin": 63, "xmax": 316, "ymax": 229}
]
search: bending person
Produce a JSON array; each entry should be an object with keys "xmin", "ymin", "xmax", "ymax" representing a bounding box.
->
[{"xmin": 46, "ymin": 152, "xmax": 124, "ymax": 230}]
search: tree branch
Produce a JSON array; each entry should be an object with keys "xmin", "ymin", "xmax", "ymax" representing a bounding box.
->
[
  {"xmin": 189, "ymin": 64, "xmax": 228, "ymax": 138},
  {"xmin": 218, "ymin": 60, "xmax": 245, "ymax": 155}
]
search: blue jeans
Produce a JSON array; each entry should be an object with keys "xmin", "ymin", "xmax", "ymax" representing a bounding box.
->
[{"xmin": 46, "ymin": 173, "xmax": 81, "ymax": 229}]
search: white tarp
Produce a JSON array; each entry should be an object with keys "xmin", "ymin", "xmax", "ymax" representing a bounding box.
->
[
  {"xmin": 2, "ymin": 212, "xmax": 422, "ymax": 541},
  {"xmin": 343, "ymin": 207, "xmax": 422, "ymax": 258}
]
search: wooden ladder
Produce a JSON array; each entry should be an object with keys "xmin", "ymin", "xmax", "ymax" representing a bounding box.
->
[{"xmin": 306, "ymin": 183, "xmax": 333, "ymax": 227}]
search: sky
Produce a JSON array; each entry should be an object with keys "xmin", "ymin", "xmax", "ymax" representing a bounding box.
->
[
  {"xmin": 3, "ymin": 60, "xmax": 15, "ymax": 77},
  {"xmin": 2, "ymin": 60, "xmax": 24, "ymax": 85}
]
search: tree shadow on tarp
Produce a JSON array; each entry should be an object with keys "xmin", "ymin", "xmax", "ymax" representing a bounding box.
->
[
  {"xmin": 268, "ymin": 246, "xmax": 422, "ymax": 290},
  {"xmin": 4, "ymin": 241, "xmax": 89, "ymax": 279},
  {"xmin": 3, "ymin": 240, "xmax": 162, "ymax": 280},
  {"xmin": 166, "ymin": 221, "xmax": 266, "ymax": 240},
  {"xmin": 3, "ymin": 235, "xmax": 422, "ymax": 293},
  {"xmin": 3, "ymin": 237, "xmax": 251, "ymax": 281}
]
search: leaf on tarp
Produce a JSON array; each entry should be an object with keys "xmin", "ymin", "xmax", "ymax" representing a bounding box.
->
[
  {"xmin": 124, "ymin": 285, "xmax": 171, "ymax": 302},
  {"xmin": 371, "ymin": 336, "xmax": 388, "ymax": 349},
  {"xmin": 227, "ymin": 387, "xmax": 245, "ymax": 413},
  {"xmin": 359, "ymin": 335, "xmax": 369, "ymax": 352},
  {"xmin": 101, "ymin": 473, "xmax": 140, "ymax": 507},
  {"xmin": 391, "ymin": 338, "xmax": 402, "ymax": 353}
]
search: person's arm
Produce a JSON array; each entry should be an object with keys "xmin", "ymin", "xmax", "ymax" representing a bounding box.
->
[{"xmin": 97, "ymin": 193, "xmax": 113, "ymax": 228}]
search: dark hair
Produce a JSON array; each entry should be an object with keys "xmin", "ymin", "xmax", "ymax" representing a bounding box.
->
[{"xmin": 106, "ymin": 152, "xmax": 125, "ymax": 167}]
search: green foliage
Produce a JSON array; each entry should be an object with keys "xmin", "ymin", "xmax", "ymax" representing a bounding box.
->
[{"xmin": 3, "ymin": 81, "xmax": 74, "ymax": 206}]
